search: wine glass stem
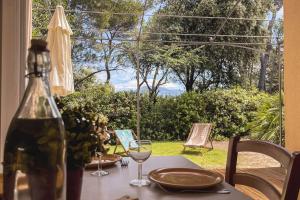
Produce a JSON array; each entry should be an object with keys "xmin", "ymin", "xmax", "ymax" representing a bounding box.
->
[
  {"xmin": 99, "ymin": 154, "xmax": 102, "ymax": 171},
  {"xmin": 97, "ymin": 155, "xmax": 100, "ymax": 171},
  {"xmin": 138, "ymin": 162, "xmax": 142, "ymax": 181}
]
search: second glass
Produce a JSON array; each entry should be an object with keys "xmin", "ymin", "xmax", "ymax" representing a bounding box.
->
[
  {"xmin": 90, "ymin": 151, "xmax": 109, "ymax": 176},
  {"xmin": 128, "ymin": 140, "xmax": 152, "ymax": 187}
]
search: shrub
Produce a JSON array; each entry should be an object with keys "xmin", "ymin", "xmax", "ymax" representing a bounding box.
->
[
  {"xmin": 60, "ymin": 85, "xmax": 137, "ymax": 131},
  {"xmin": 202, "ymin": 88, "xmax": 268, "ymax": 138},
  {"xmin": 58, "ymin": 86, "xmax": 275, "ymax": 141},
  {"xmin": 141, "ymin": 92, "xmax": 206, "ymax": 140},
  {"xmin": 247, "ymin": 93, "xmax": 284, "ymax": 144}
]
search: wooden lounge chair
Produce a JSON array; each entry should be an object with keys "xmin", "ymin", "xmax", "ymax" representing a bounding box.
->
[
  {"xmin": 113, "ymin": 129, "xmax": 137, "ymax": 155},
  {"xmin": 183, "ymin": 123, "xmax": 213, "ymax": 151}
]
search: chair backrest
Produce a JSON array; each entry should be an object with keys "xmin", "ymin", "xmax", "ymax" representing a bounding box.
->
[
  {"xmin": 226, "ymin": 136, "xmax": 300, "ymax": 200},
  {"xmin": 115, "ymin": 130, "xmax": 137, "ymax": 152},
  {"xmin": 186, "ymin": 123, "xmax": 212, "ymax": 146}
]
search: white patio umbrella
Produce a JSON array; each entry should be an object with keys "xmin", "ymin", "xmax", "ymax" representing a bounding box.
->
[{"xmin": 47, "ymin": 5, "xmax": 74, "ymax": 96}]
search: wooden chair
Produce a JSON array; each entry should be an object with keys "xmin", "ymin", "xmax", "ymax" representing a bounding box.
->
[
  {"xmin": 113, "ymin": 129, "xmax": 137, "ymax": 155},
  {"xmin": 226, "ymin": 136, "xmax": 300, "ymax": 200},
  {"xmin": 183, "ymin": 123, "xmax": 213, "ymax": 151}
]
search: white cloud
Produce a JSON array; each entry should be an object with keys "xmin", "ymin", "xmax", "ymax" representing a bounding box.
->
[
  {"xmin": 114, "ymin": 79, "xmax": 137, "ymax": 91},
  {"xmin": 161, "ymin": 82, "xmax": 184, "ymax": 90}
]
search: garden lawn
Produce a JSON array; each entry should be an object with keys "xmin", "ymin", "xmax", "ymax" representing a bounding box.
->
[
  {"xmin": 152, "ymin": 142, "xmax": 226, "ymax": 168},
  {"xmin": 111, "ymin": 142, "xmax": 227, "ymax": 169}
]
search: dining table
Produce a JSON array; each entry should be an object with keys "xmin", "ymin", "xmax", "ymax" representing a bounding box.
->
[{"xmin": 82, "ymin": 156, "xmax": 252, "ymax": 200}]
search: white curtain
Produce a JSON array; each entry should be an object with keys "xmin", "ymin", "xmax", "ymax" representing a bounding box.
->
[{"xmin": 0, "ymin": 0, "xmax": 32, "ymax": 168}]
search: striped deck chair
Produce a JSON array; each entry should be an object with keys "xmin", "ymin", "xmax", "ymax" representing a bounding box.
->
[
  {"xmin": 183, "ymin": 123, "xmax": 214, "ymax": 151},
  {"xmin": 113, "ymin": 129, "xmax": 138, "ymax": 155}
]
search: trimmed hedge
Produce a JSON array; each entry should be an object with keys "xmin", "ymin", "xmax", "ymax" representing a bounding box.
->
[{"xmin": 59, "ymin": 86, "xmax": 274, "ymax": 141}]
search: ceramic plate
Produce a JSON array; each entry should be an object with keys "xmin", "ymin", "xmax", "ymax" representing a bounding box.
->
[
  {"xmin": 85, "ymin": 154, "xmax": 121, "ymax": 169},
  {"xmin": 148, "ymin": 168, "xmax": 224, "ymax": 190}
]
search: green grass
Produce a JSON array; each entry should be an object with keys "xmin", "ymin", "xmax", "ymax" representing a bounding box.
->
[{"xmin": 111, "ymin": 142, "xmax": 227, "ymax": 169}]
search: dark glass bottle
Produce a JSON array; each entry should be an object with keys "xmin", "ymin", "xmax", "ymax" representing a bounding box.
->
[{"xmin": 3, "ymin": 40, "xmax": 66, "ymax": 200}]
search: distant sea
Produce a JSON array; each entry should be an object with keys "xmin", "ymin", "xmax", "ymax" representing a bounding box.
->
[{"xmin": 140, "ymin": 86, "xmax": 184, "ymax": 96}]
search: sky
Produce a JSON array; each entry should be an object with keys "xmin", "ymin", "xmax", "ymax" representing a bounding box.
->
[
  {"xmin": 277, "ymin": 8, "xmax": 284, "ymax": 19},
  {"xmin": 97, "ymin": 7, "xmax": 284, "ymax": 95},
  {"xmin": 97, "ymin": 68, "xmax": 185, "ymax": 93}
]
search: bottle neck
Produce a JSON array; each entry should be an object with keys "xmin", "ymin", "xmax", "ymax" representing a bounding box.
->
[{"xmin": 27, "ymin": 75, "xmax": 52, "ymax": 97}]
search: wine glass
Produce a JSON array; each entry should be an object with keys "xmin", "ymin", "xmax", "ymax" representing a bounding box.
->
[
  {"xmin": 128, "ymin": 140, "xmax": 152, "ymax": 187},
  {"xmin": 90, "ymin": 151, "xmax": 109, "ymax": 176}
]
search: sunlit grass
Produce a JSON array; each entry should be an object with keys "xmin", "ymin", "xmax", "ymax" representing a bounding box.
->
[
  {"xmin": 152, "ymin": 142, "xmax": 226, "ymax": 168},
  {"xmin": 110, "ymin": 141, "xmax": 227, "ymax": 169}
]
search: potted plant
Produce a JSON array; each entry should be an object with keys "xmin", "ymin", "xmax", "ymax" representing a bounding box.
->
[{"xmin": 56, "ymin": 97, "xmax": 108, "ymax": 200}]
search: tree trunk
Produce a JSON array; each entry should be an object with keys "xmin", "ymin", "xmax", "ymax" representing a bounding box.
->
[
  {"xmin": 257, "ymin": 1, "xmax": 282, "ymax": 91},
  {"xmin": 185, "ymin": 67, "xmax": 195, "ymax": 92},
  {"xmin": 185, "ymin": 82, "xmax": 194, "ymax": 92},
  {"xmin": 149, "ymin": 90, "xmax": 158, "ymax": 104},
  {"xmin": 249, "ymin": 62, "xmax": 254, "ymax": 87},
  {"xmin": 104, "ymin": 39, "xmax": 114, "ymax": 84},
  {"xmin": 105, "ymin": 61, "xmax": 111, "ymax": 84},
  {"xmin": 258, "ymin": 53, "xmax": 268, "ymax": 91}
]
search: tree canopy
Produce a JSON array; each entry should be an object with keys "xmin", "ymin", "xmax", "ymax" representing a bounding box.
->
[
  {"xmin": 32, "ymin": 0, "xmax": 283, "ymax": 95},
  {"xmin": 148, "ymin": 0, "xmax": 273, "ymax": 91}
]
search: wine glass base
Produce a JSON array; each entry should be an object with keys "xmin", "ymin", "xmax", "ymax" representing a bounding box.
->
[
  {"xmin": 90, "ymin": 170, "xmax": 109, "ymax": 176},
  {"xmin": 130, "ymin": 179, "xmax": 151, "ymax": 187}
]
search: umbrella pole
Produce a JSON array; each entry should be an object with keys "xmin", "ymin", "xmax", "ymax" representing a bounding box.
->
[
  {"xmin": 136, "ymin": 52, "xmax": 141, "ymax": 141},
  {"xmin": 135, "ymin": 0, "xmax": 148, "ymax": 141}
]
